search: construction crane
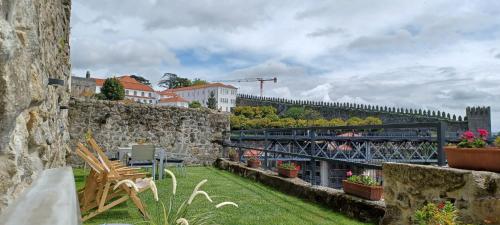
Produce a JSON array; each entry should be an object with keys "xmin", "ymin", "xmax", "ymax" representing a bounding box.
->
[{"xmin": 212, "ymin": 77, "xmax": 277, "ymax": 97}]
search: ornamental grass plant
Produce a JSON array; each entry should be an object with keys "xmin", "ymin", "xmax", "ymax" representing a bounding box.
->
[{"xmin": 147, "ymin": 169, "xmax": 238, "ymax": 225}]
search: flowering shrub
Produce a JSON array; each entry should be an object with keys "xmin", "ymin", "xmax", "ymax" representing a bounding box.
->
[
  {"xmin": 277, "ymin": 161, "xmax": 300, "ymax": 170},
  {"xmin": 495, "ymin": 136, "xmax": 500, "ymax": 147},
  {"xmin": 457, "ymin": 129, "xmax": 488, "ymax": 148},
  {"xmin": 414, "ymin": 201, "xmax": 458, "ymax": 225},
  {"xmin": 345, "ymin": 171, "xmax": 379, "ymax": 186}
]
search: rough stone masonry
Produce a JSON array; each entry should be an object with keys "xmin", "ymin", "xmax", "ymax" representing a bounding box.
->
[
  {"xmin": 68, "ymin": 98, "xmax": 230, "ymax": 165},
  {"xmin": 0, "ymin": 0, "xmax": 72, "ymax": 213},
  {"xmin": 381, "ymin": 163, "xmax": 500, "ymax": 225}
]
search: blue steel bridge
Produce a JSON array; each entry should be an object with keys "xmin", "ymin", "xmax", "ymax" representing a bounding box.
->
[{"xmin": 224, "ymin": 122, "xmax": 460, "ymax": 187}]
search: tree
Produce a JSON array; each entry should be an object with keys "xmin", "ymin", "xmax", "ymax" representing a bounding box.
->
[
  {"xmin": 130, "ymin": 75, "xmax": 151, "ymax": 85},
  {"xmin": 192, "ymin": 78, "xmax": 208, "ymax": 86},
  {"xmin": 364, "ymin": 116, "xmax": 383, "ymax": 125},
  {"xmin": 304, "ymin": 109, "xmax": 322, "ymax": 120},
  {"xmin": 346, "ymin": 117, "xmax": 364, "ymax": 126},
  {"xmin": 100, "ymin": 77, "xmax": 124, "ymax": 100},
  {"xmin": 189, "ymin": 101, "xmax": 202, "ymax": 108},
  {"xmin": 207, "ymin": 91, "xmax": 217, "ymax": 109},
  {"xmin": 284, "ymin": 107, "xmax": 305, "ymax": 119},
  {"xmin": 159, "ymin": 73, "xmax": 193, "ymax": 89},
  {"xmin": 158, "ymin": 73, "xmax": 178, "ymax": 89}
]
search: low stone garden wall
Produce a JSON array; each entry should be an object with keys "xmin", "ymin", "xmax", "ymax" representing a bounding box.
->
[
  {"xmin": 68, "ymin": 98, "xmax": 230, "ymax": 165},
  {"xmin": 214, "ymin": 158, "xmax": 386, "ymax": 224},
  {"xmin": 381, "ymin": 163, "xmax": 500, "ymax": 225}
]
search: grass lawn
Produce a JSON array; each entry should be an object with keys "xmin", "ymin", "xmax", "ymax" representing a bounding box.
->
[{"xmin": 75, "ymin": 166, "xmax": 372, "ymax": 225}]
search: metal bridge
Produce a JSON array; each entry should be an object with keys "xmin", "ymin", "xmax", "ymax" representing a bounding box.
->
[{"xmin": 226, "ymin": 122, "xmax": 453, "ymax": 171}]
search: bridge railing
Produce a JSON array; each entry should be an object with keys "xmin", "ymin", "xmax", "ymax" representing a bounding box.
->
[{"xmin": 225, "ymin": 122, "xmax": 449, "ymax": 185}]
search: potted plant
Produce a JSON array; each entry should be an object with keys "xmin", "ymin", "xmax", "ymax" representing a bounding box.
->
[
  {"xmin": 445, "ymin": 129, "xmax": 500, "ymax": 172},
  {"xmin": 246, "ymin": 156, "xmax": 260, "ymax": 168},
  {"xmin": 277, "ymin": 161, "xmax": 300, "ymax": 178},
  {"xmin": 228, "ymin": 149, "xmax": 239, "ymax": 162},
  {"xmin": 342, "ymin": 171, "xmax": 383, "ymax": 201}
]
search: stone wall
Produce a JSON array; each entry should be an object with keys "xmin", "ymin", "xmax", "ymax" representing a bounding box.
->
[
  {"xmin": 381, "ymin": 163, "xmax": 500, "ymax": 224},
  {"xmin": 70, "ymin": 76, "xmax": 95, "ymax": 97},
  {"xmin": 214, "ymin": 158, "xmax": 386, "ymax": 224},
  {"xmin": 237, "ymin": 94, "xmax": 484, "ymax": 134},
  {"xmin": 0, "ymin": 0, "xmax": 71, "ymax": 213},
  {"xmin": 68, "ymin": 98, "xmax": 230, "ymax": 165}
]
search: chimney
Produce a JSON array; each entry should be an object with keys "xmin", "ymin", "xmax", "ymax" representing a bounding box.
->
[{"xmin": 86, "ymin": 70, "xmax": 90, "ymax": 79}]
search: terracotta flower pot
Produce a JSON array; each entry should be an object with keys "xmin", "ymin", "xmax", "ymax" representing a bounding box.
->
[
  {"xmin": 278, "ymin": 168, "xmax": 299, "ymax": 178},
  {"xmin": 445, "ymin": 147, "xmax": 500, "ymax": 172},
  {"xmin": 247, "ymin": 160, "xmax": 260, "ymax": 168},
  {"xmin": 342, "ymin": 180, "xmax": 383, "ymax": 201}
]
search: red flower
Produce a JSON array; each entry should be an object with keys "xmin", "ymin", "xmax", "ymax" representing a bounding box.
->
[
  {"xmin": 462, "ymin": 131, "xmax": 475, "ymax": 141},
  {"xmin": 277, "ymin": 160, "xmax": 282, "ymax": 166},
  {"xmin": 477, "ymin": 129, "xmax": 489, "ymax": 139},
  {"xmin": 296, "ymin": 165, "xmax": 301, "ymax": 170},
  {"xmin": 346, "ymin": 170, "xmax": 353, "ymax": 177},
  {"xmin": 437, "ymin": 202, "xmax": 445, "ymax": 210}
]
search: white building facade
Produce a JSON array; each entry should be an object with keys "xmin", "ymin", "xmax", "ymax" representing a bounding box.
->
[
  {"xmin": 164, "ymin": 83, "xmax": 237, "ymax": 112},
  {"xmin": 95, "ymin": 76, "xmax": 158, "ymax": 104},
  {"xmin": 157, "ymin": 92, "xmax": 189, "ymax": 108}
]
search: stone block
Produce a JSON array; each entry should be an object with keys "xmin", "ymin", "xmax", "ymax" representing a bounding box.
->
[{"xmin": 381, "ymin": 163, "xmax": 500, "ymax": 225}]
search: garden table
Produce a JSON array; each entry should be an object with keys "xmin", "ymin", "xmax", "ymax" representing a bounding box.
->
[{"xmin": 117, "ymin": 146, "xmax": 167, "ymax": 180}]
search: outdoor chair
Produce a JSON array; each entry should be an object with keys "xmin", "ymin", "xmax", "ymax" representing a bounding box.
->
[
  {"xmin": 76, "ymin": 139, "xmax": 153, "ymax": 222},
  {"xmin": 129, "ymin": 145, "xmax": 157, "ymax": 179},
  {"xmin": 165, "ymin": 157, "xmax": 186, "ymax": 177}
]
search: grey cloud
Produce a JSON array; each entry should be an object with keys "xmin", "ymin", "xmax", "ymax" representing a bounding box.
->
[
  {"xmin": 495, "ymin": 53, "xmax": 500, "ymax": 59},
  {"xmin": 307, "ymin": 27, "xmax": 345, "ymax": 38},
  {"xmin": 75, "ymin": 0, "xmax": 277, "ymax": 31},
  {"xmin": 230, "ymin": 60, "xmax": 307, "ymax": 78},
  {"xmin": 71, "ymin": 38, "xmax": 179, "ymax": 70}
]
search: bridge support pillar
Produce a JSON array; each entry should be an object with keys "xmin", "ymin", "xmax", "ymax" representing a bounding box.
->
[{"xmin": 320, "ymin": 161, "xmax": 329, "ymax": 187}]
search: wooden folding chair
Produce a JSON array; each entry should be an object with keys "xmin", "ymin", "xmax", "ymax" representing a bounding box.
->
[{"xmin": 75, "ymin": 141, "xmax": 152, "ymax": 222}]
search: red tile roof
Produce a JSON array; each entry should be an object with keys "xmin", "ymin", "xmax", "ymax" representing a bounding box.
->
[
  {"xmin": 160, "ymin": 83, "xmax": 237, "ymax": 93},
  {"xmin": 95, "ymin": 76, "xmax": 154, "ymax": 92},
  {"xmin": 158, "ymin": 92, "xmax": 188, "ymax": 103}
]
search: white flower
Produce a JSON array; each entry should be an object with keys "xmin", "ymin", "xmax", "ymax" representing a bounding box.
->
[
  {"xmin": 149, "ymin": 179, "xmax": 159, "ymax": 201},
  {"xmin": 164, "ymin": 169, "xmax": 177, "ymax": 195},
  {"xmin": 187, "ymin": 179, "xmax": 207, "ymax": 204},
  {"xmin": 192, "ymin": 191, "xmax": 213, "ymax": 203},
  {"xmin": 113, "ymin": 179, "xmax": 139, "ymax": 192},
  {"xmin": 176, "ymin": 218, "xmax": 189, "ymax": 225},
  {"xmin": 215, "ymin": 202, "xmax": 239, "ymax": 209}
]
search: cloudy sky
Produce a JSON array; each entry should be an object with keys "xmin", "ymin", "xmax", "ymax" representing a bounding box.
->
[{"xmin": 70, "ymin": 0, "xmax": 500, "ymax": 131}]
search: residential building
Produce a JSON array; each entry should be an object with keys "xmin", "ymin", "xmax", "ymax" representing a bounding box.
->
[
  {"xmin": 95, "ymin": 75, "xmax": 157, "ymax": 104},
  {"xmin": 162, "ymin": 83, "xmax": 237, "ymax": 112},
  {"xmin": 157, "ymin": 91, "xmax": 189, "ymax": 108}
]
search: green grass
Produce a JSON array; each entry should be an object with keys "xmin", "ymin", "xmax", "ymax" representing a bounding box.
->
[{"xmin": 75, "ymin": 167, "xmax": 371, "ymax": 225}]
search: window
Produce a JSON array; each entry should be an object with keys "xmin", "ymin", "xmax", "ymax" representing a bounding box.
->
[
  {"xmin": 141, "ymin": 92, "xmax": 145, "ymax": 97},
  {"xmin": 149, "ymin": 93, "xmax": 152, "ymax": 97},
  {"xmin": 134, "ymin": 91, "xmax": 137, "ymax": 96},
  {"xmin": 126, "ymin": 90, "xmax": 129, "ymax": 95},
  {"xmin": 149, "ymin": 100, "xmax": 152, "ymax": 103}
]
